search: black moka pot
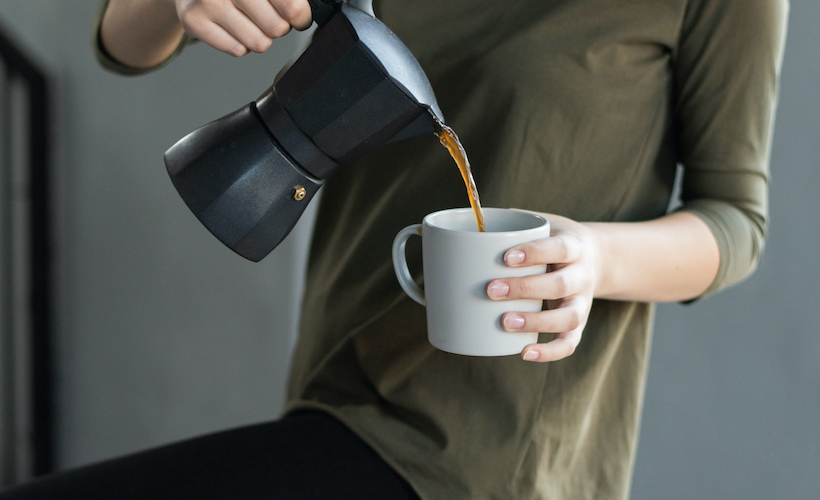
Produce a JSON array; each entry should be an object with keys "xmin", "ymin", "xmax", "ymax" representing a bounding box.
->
[{"xmin": 164, "ymin": 0, "xmax": 444, "ymax": 262}]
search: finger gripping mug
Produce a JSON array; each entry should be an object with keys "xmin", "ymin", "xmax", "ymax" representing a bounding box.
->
[{"xmin": 392, "ymin": 208, "xmax": 550, "ymax": 356}]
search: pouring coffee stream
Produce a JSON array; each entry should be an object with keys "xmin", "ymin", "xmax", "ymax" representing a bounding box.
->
[
  {"xmin": 164, "ymin": 0, "xmax": 484, "ymax": 261},
  {"xmin": 435, "ymin": 119, "xmax": 486, "ymax": 233}
]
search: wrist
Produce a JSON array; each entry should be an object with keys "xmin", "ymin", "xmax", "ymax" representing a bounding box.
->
[
  {"xmin": 581, "ymin": 222, "xmax": 615, "ymax": 299},
  {"xmin": 101, "ymin": 0, "xmax": 186, "ymax": 70}
]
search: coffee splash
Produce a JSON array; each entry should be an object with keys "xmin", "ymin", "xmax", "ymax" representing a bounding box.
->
[{"xmin": 434, "ymin": 121, "xmax": 486, "ymax": 232}]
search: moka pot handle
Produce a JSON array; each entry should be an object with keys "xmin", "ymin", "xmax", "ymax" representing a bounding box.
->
[{"xmin": 307, "ymin": 0, "xmax": 343, "ymax": 27}]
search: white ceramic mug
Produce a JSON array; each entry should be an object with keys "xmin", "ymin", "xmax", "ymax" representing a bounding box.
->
[{"xmin": 392, "ymin": 208, "xmax": 550, "ymax": 356}]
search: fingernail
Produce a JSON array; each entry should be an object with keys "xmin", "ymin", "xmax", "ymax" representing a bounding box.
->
[
  {"xmin": 523, "ymin": 350, "xmax": 540, "ymax": 362},
  {"xmin": 487, "ymin": 281, "xmax": 510, "ymax": 298},
  {"xmin": 505, "ymin": 249, "xmax": 525, "ymax": 265},
  {"xmin": 503, "ymin": 313, "xmax": 525, "ymax": 330}
]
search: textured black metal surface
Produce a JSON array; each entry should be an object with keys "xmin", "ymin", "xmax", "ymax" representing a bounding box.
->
[
  {"xmin": 256, "ymin": 86, "xmax": 341, "ymax": 179},
  {"xmin": 165, "ymin": 104, "xmax": 321, "ymax": 261}
]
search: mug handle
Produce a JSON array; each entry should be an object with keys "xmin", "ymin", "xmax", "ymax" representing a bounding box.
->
[{"xmin": 392, "ymin": 224, "xmax": 426, "ymax": 306}]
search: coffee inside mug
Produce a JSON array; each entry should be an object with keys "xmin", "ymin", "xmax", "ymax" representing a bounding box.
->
[{"xmin": 425, "ymin": 208, "xmax": 546, "ymax": 233}]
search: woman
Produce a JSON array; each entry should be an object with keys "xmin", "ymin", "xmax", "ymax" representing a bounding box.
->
[{"xmin": 2, "ymin": 0, "xmax": 787, "ymax": 498}]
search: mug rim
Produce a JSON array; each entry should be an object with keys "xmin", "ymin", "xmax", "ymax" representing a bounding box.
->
[{"xmin": 422, "ymin": 207, "xmax": 548, "ymax": 234}]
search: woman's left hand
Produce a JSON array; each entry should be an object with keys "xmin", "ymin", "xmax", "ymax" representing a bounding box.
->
[{"xmin": 485, "ymin": 212, "xmax": 602, "ymax": 363}]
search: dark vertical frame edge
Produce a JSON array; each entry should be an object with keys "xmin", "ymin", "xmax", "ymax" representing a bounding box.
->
[{"xmin": 0, "ymin": 25, "xmax": 54, "ymax": 477}]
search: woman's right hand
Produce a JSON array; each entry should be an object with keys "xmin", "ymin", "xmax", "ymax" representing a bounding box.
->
[
  {"xmin": 101, "ymin": 0, "xmax": 313, "ymax": 69},
  {"xmin": 175, "ymin": 0, "xmax": 313, "ymax": 56}
]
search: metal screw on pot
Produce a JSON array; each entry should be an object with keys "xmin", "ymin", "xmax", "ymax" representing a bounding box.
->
[{"xmin": 293, "ymin": 186, "xmax": 307, "ymax": 201}]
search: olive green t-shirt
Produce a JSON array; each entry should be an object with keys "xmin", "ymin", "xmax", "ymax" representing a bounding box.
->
[{"xmin": 93, "ymin": 1, "xmax": 787, "ymax": 498}]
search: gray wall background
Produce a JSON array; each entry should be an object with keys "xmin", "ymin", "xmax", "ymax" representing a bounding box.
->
[{"xmin": 0, "ymin": 1, "xmax": 817, "ymax": 497}]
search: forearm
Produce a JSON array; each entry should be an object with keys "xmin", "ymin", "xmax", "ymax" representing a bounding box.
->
[
  {"xmin": 587, "ymin": 211, "xmax": 720, "ymax": 303},
  {"xmin": 100, "ymin": 0, "xmax": 185, "ymax": 69}
]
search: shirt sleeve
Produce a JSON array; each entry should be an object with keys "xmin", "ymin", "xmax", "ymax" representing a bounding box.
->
[
  {"xmin": 673, "ymin": 0, "xmax": 789, "ymax": 299},
  {"xmin": 91, "ymin": 0, "xmax": 193, "ymax": 76}
]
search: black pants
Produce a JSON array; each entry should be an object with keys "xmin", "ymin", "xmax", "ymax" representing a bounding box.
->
[{"xmin": 0, "ymin": 411, "xmax": 420, "ymax": 499}]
